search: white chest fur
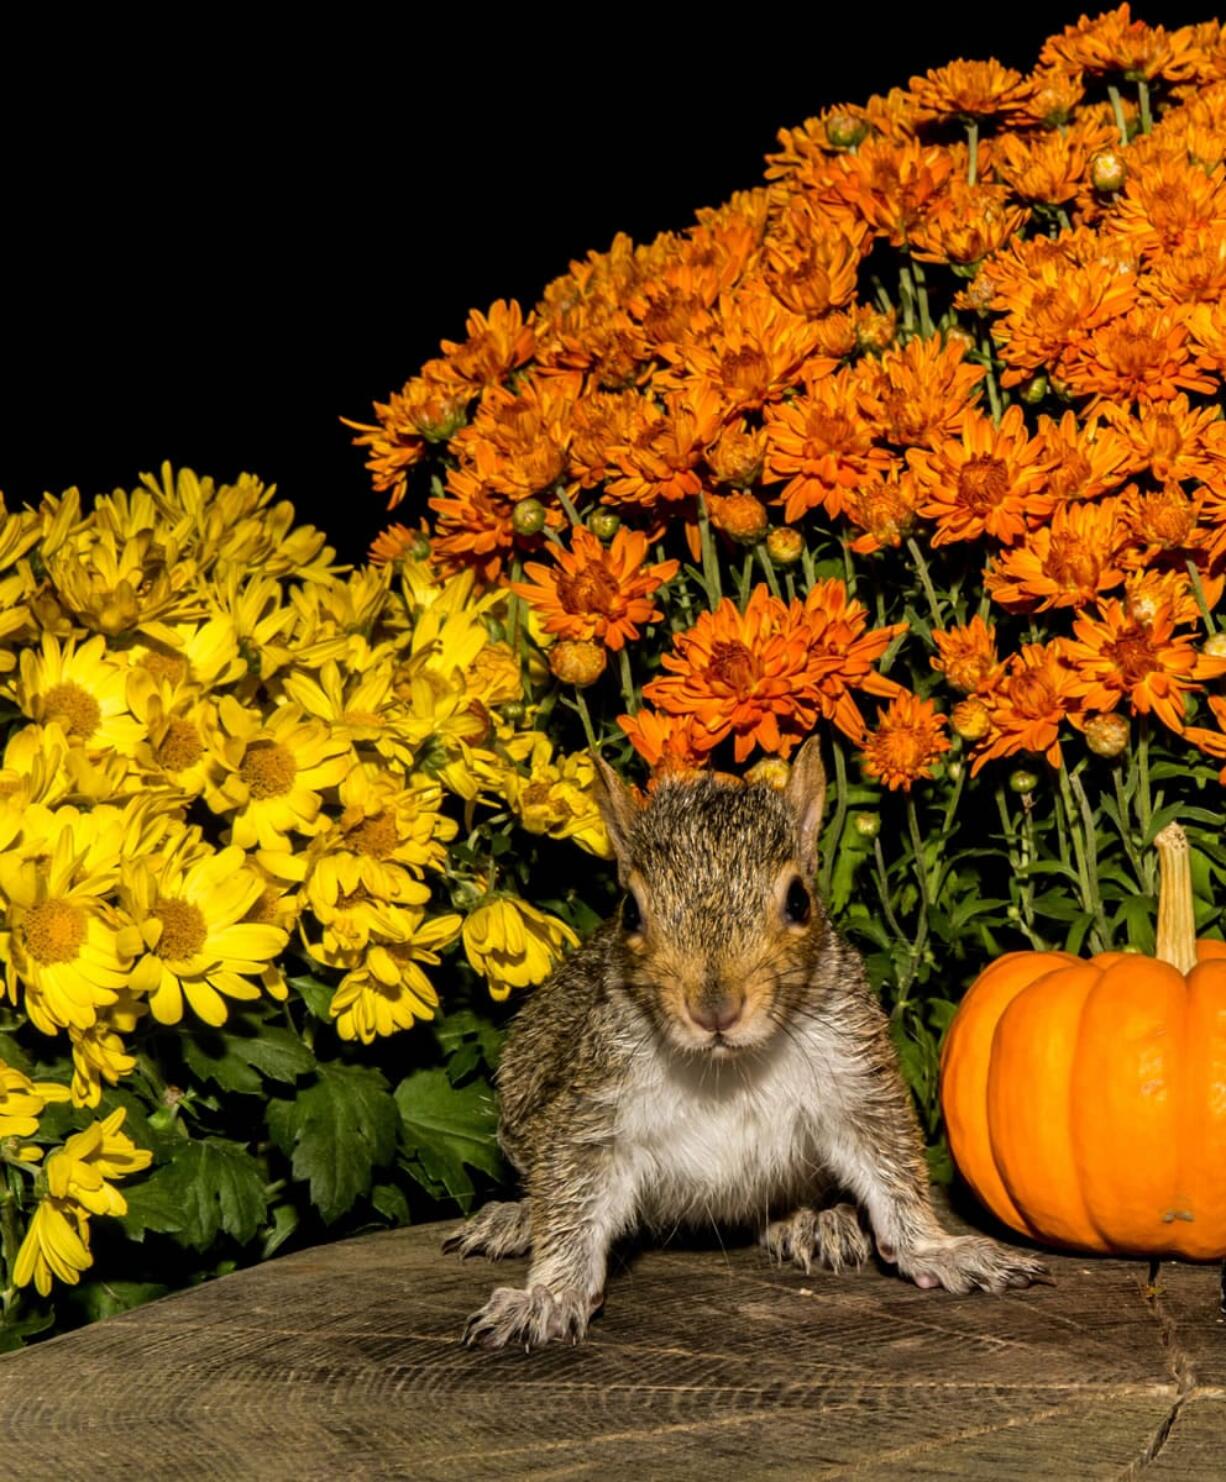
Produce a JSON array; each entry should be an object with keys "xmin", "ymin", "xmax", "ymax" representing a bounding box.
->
[{"xmin": 607, "ymin": 1030, "xmax": 831, "ymax": 1230}]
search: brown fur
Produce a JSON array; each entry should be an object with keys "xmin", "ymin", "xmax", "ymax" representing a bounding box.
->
[{"xmin": 447, "ymin": 738, "xmax": 1046, "ymax": 1349}]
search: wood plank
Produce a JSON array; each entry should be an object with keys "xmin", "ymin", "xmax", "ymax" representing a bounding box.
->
[{"xmin": 1, "ymin": 1205, "xmax": 1221, "ymax": 1481}]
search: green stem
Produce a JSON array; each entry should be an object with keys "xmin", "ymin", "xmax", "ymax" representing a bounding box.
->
[
  {"xmin": 1017, "ymin": 795, "xmax": 1047, "ymax": 948},
  {"xmin": 555, "ymin": 488, "xmax": 583, "ymax": 528},
  {"xmin": 1057, "ymin": 760, "xmax": 1106, "ymax": 950},
  {"xmin": 873, "ymin": 838, "xmax": 909, "ymax": 958},
  {"xmin": 906, "ymin": 537, "xmax": 945, "ymax": 632},
  {"xmin": 965, "ymin": 119, "xmax": 979, "ymax": 185},
  {"xmin": 508, "ymin": 557, "xmax": 524, "ymax": 656},
  {"xmin": 819, "ymin": 737, "xmax": 848, "ymax": 902},
  {"xmin": 1138, "ymin": 714, "xmax": 1154, "ymax": 889},
  {"xmin": 1187, "ymin": 559, "xmax": 1216, "ymax": 634},
  {"xmin": 572, "ymin": 687, "xmax": 599, "ymax": 751},
  {"xmin": 910, "ymin": 258, "xmax": 933, "ymax": 338},
  {"xmin": 898, "ymin": 265, "xmax": 916, "ymax": 336},
  {"xmin": 1137, "ymin": 79, "xmax": 1152, "ymax": 135},
  {"xmin": 618, "ymin": 647, "xmax": 637, "ymax": 715},
  {"xmin": 1107, "ymin": 84, "xmax": 1130, "ymax": 147},
  {"xmin": 996, "ymin": 784, "xmax": 1038, "ymax": 943},
  {"xmin": 755, "ymin": 543, "xmax": 782, "ymax": 601},
  {"xmin": 1114, "ymin": 766, "xmax": 1146, "ymax": 892},
  {"xmin": 1, "ymin": 1182, "xmax": 21, "ymax": 1319},
  {"xmin": 905, "ymin": 796, "xmax": 932, "ymax": 973},
  {"xmin": 697, "ymin": 493, "xmax": 722, "ymax": 608},
  {"xmin": 1070, "ymin": 763, "xmax": 1110, "ymax": 948}
]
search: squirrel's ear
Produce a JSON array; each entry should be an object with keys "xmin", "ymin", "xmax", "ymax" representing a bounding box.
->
[
  {"xmin": 785, "ymin": 736, "xmax": 827, "ymax": 877},
  {"xmin": 590, "ymin": 752, "xmax": 640, "ymax": 878}
]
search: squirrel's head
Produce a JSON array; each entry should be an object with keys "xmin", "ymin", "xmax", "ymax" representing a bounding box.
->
[{"xmin": 592, "ymin": 737, "xmax": 828, "ymax": 1058}]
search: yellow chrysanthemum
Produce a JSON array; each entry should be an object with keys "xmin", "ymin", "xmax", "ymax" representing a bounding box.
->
[
  {"xmin": 462, "ymin": 897, "xmax": 579, "ymax": 1000},
  {"xmin": 13, "ymin": 1197, "xmax": 93, "ymax": 1296},
  {"xmin": 68, "ymin": 990, "xmax": 145, "ymax": 1108},
  {"xmin": 281, "ymin": 657, "xmax": 418, "ymax": 768},
  {"xmin": 12, "ymin": 632, "xmax": 143, "ymax": 757},
  {"xmin": 330, "ymin": 912, "xmax": 463, "ymax": 1044},
  {"xmin": 330, "ymin": 764, "xmax": 459, "ymax": 879},
  {"xmin": 44, "ymin": 1106, "xmax": 153, "ymax": 1216},
  {"xmin": 204, "ymin": 696, "xmax": 353, "ymax": 850},
  {"xmin": 303, "ymin": 860, "xmax": 428, "ymax": 960},
  {"xmin": 503, "ymin": 736, "xmax": 611, "ymax": 857},
  {"xmin": 0, "ymin": 815, "xmax": 135, "ymax": 1034},
  {"xmin": 122, "ymin": 844, "xmax": 289, "ymax": 1027},
  {"xmin": 0, "ymin": 1059, "xmax": 71, "ymax": 1161}
]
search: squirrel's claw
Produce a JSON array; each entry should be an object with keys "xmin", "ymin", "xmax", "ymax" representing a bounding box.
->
[{"xmin": 462, "ymin": 1283, "xmax": 592, "ymax": 1351}]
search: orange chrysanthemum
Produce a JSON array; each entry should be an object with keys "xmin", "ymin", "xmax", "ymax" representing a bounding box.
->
[
  {"xmin": 845, "ymin": 467, "xmax": 924, "ymax": 555},
  {"xmin": 826, "ymin": 138, "xmax": 955, "ymax": 247},
  {"xmin": 616, "ymin": 708, "xmax": 706, "ymax": 777},
  {"xmin": 1042, "ymin": 5, "xmax": 1203, "ymax": 84},
  {"xmin": 800, "ymin": 580, "xmax": 908, "ymax": 743},
  {"xmin": 763, "ymin": 369, "xmax": 894, "ymax": 520},
  {"xmin": 368, "ymin": 523, "xmax": 424, "ymax": 566},
  {"xmin": 604, "ymin": 388, "xmax": 725, "ymax": 512},
  {"xmin": 450, "ymin": 378, "xmax": 576, "ymax": 502},
  {"xmin": 342, "ymin": 376, "xmax": 472, "ymax": 509},
  {"xmin": 1120, "ymin": 481, "xmax": 1212, "ymax": 567},
  {"xmin": 971, "ymin": 642, "xmax": 1085, "ymax": 774},
  {"xmin": 1106, "ymin": 156, "xmax": 1226, "ymax": 259},
  {"xmin": 642, "ymin": 588, "xmax": 824, "ymax": 762},
  {"xmin": 1103, "ymin": 394, "xmax": 1226, "ymax": 484},
  {"xmin": 428, "ymin": 467, "xmax": 560, "ymax": 585},
  {"xmin": 909, "ymin": 58, "xmax": 1032, "ymax": 123},
  {"xmin": 989, "ymin": 256, "xmax": 1138, "ymax": 389},
  {"xmin": 856, "ymin": 335, "xmax": 985, "ymax": 450},
  {"xmin": 512, "ymin": 528, "xmax": 679, "ymax": 652},
  {"xmin": 985, "ymin": 500, "xmax": 1126, "ymax": 612},
  {"xmin": 1034, "ymin": 409, "xmax": 1136, "ymax": 503},
  {"xmin": 909, "ymin": 182, "xmax": 1029, "ymax": 267},
  {"xmin": 1064, "ymin": 597, "xmax": 1226, "ymax": 735},
  {"xmin": 859, "ymin": 693, "xmax": 950, "ymax": 792},
  {"xmin": 907, "ymin": 404, "xmax": 1054, "ymax": 546},
  {"xmin": 656, "ymin": 281, "xmax": 833, "ymax": 411},
  {"xmin": 931, "ymin": 617, "xmax": 1000, "ymax": 695},
  {"xmin": 1061, "ymin": 305, "xmax": 1216, "ymax": 406},
  {"xmin": 432, "ymin": 299, "xmax": 537, "ymax": 390}
]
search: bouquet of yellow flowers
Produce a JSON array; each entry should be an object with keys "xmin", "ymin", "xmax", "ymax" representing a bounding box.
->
[{"xmin": 5, "ymin": 3, "xmax": 1226, "ymax": 1347}]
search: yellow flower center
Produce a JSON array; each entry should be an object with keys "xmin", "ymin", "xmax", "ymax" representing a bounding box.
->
[
  {"xmin": 957, "ymin": 456, "xmax": 1011, "ymax": 513},
  {"xmin": 156, "ymin": 719, "xmax": 204, "ymax": 772},
  {"xmin": 240, "ymin": 741, "xmax": 298, "ymax": 799},
  {"xmin": 244, "ymin": 887, "xmax": 283, "ymax": 926},
  {"xmin": 350, "ymin": 812, "xmax": 399, "ymax": 859},
  {"xmin": 153, "ymin": 899, "xmax": 208, "ymax": 960},
  {"xmin": 22, "ymin": 899, "xmax": 87, "ymax": 964},
  {"xmin": 41, "ymin": 682, "xmax": 101, "ymax": 740}
]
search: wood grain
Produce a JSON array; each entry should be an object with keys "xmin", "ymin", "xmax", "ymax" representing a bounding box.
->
[{"xmin": 1, "ymin": 1198, "xmax": 1223, "ymax": 1480}]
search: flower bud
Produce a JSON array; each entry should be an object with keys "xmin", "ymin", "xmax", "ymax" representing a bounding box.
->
[
  {"xmin": 1204, "ymin": 633, "xmax": 1226, "ymax": 659},
  {"xmin": 943, "ymin": 326, "xmax": 977, "ymax": 354},
  {"xmin": 766, "ymin": 526, "xmax": 805, "ymax": 567},
  {"xmin": 710, "ymin": 492, "xmax": 768, "ymax": 546},
  {"xmin": 852, "ymin": 811, "xmax": 881, "ymax": 839},
  {"xmin": 946, "ymin": 760, "xmax": 963, "ymax": 782},
  {"xmin": 826, "ymin": 112, "xmax": 868, "ymax": 150},
  {"xmin": 745, "ymin": 756, "xmax": 790, "ymax": 791},
  {"xmin": 548, "ymin": 639, "xmax": 607, "ymax": 687},
  {"xmin": 411, "ymin": 535, "xmax": 432, "ymax": 561},
  {"xmin": 1019, "ymin": 374, "xmax": 1048, "ymax": 405},
  {"xmin": 1090, "ymin": 149, "xmax": 1126, "ymax": 193},
  {"xmin": 1009, "ymin": 769, "xmax": 1039, "ymax": 794},
  {"xmin": 587, "ymin": 509, "xmax": 621, "ymax": 541},
  {"xmin": 1085, "ymin": 713, "xmax": 1129, "ymax": 759},
  {"xmin": 951, "ymin": 697, "xmax": 990, "ymax": 741},
  {"xmin": 512, "ymin": 499, "xmax": 547, "ymax": 537},
  {"xmin": 500, "ymin": 700, "xmax": 526, "ymax": 723},
  {"xmin": 451, "ymin": 880, "xmax": 485, "ymax": 912}
]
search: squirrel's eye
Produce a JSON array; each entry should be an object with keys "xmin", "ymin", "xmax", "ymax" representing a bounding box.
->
[
  {"xmin": 622, "ymin": 892, "xmax": 643, "ymax": 934},
  {"xmin": 784, "ymin": 877, "xmax": 811, "ymax": 926}
]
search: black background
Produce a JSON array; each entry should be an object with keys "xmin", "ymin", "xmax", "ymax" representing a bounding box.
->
[{"xmin": 5, "ymin": 5, "xmax": 1208, "ymax": 563}]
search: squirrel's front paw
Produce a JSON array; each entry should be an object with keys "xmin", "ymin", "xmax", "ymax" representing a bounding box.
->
[
  {"xmin": 762, "ymin": 1204, "xmax": 871, "ymax": 1275},
  {"xmin": 442, "ymin": 1199, "xmax": 532, "ymax": 1261},
  {"xmin": 894, "ymin": 1234, "xmax": 1048, "ymax": 1296},
  {"xmin": 463, "ymin": 1284, "xmax": 597, "ymax": 1351}
]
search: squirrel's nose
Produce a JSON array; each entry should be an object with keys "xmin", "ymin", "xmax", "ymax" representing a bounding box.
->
[{"xmin": 689, "ymin": 993, "xmax": 744, "ymax": 1034}]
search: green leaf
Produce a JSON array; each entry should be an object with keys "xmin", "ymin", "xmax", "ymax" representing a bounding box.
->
[
  {"xmin": 0, "ymin": 1309, "xmax": 55, "ymax": 1353},
  {"xmin": 181, "ymin": 1021, "xmax": 315, "ymax": 1095},
  {"xmin": 395, "ymin": 1069, "xmax": 502, "ymax": 1213},
  {"xmin": 0, "ymin": 1031, "xmax": 33, "ymax": 1074},
  {"xmin": 371, "ymin": 1182, "xmax": 411, "ymax": 1225},
  {"xmin": 267, "ymin": 1063, "xmax": 397, "ymax": 1224},
  {"xmin": 121, "ymin": 1139, "xmax": 268, "ymax": 1249},
  {"xmin": 261, "ymin": 1203, "xmax": 299, "ymax": 1260},
  {"xmin": 64, "ymin": 1280, "xmax": 169, "ymax": 1324},
  {"xmin": 287, "ymin": 974, "xmax": 336, "ymax": 1019}
]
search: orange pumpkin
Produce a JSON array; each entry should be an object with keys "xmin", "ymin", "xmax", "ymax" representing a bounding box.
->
[{"xmin": 940, "ymin": 823, "xmax": 1226, "ymax": 1259}]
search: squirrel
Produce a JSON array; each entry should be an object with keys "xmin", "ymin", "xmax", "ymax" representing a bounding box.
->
[{"xmin": 446, "ymin": 738, "xmax": 1046, "ymax": 1349}]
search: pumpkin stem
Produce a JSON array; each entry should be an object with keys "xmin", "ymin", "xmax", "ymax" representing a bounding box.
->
[{"xmin": 1154, "ymin": 822, "xmax": 1197, "ymax": 974}]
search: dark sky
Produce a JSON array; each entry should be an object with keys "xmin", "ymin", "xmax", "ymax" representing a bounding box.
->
[{"xmin": 5, "ymin": 6, "xmax": 1207, "ymax": 563}]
